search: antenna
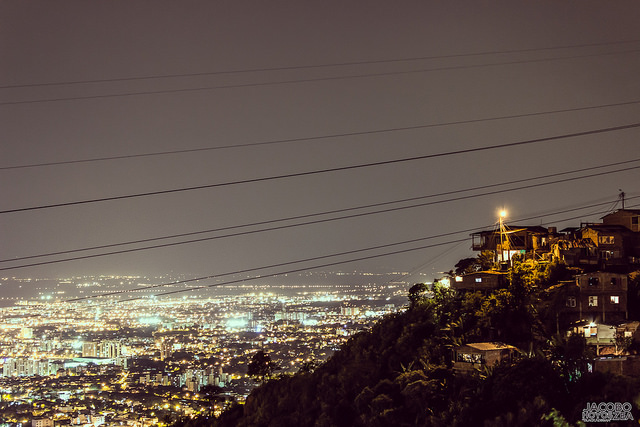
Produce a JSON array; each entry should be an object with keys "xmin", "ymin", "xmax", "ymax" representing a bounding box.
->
[{"xmin": 619, "ymin": 189, "xmax": 626, "ymax": 209}]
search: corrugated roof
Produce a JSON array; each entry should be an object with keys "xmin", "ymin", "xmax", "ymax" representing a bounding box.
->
[
  {"xmin": 461, "ymin": 342, "xmax": 518, "ymax": 351},
  {"xmin": 602, "ymin": 209, "xmax": 640, "ymax": 218},
  {"xmin": 466, "ymin": 270, "xmax": 508, "ymax": 276},
  {"xmin": 582, "ymin": 224, "xmax": 631, "ymax": 232}
]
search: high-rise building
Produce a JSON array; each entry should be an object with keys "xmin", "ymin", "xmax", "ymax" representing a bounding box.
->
[
  {"xmin": 82, "ymin": 342, "xmax": 99, "ymax": 357},
  {"xmin": 100, "ymin": 340, "xmax": 121, "ymax": 358},
  {"xmin": 160, "ymin": 340, "xmax": 172, "ymax": 361},
  {"xmin": 1, "ymin": 358, "xmax": 54, "ymax": 378}
]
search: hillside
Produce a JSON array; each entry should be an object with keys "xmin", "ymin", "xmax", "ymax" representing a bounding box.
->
[{"xmin": 177, "ymin": 261, "xmax": 640, "ymax": 426}]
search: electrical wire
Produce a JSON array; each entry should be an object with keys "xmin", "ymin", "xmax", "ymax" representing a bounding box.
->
[
  {"xmin": 2, "ymin": 160, "xmax": 639, "ymax": 270},
  {"xmin": 124, "ymin": 199, "xmax": 640, "ymax": 301},
  {"xmin": 70, "ymin": 238, "xmax": 471, "ymax": 302},
  {"xmin": 3, "ymin": 99, "xmax": 640, "ymax": 171},
  {"xmin": 7, "ymin": 181, "xmax": 640, "ymax": 271},
  {"xmin": 3, "ymin": 122, "xmax": 640, "ymax": 215},
  {"xmin": 4, "ymin": 39, "xmax": 639, "ymax": 90},
  {"xmin": 3, "ymin": 48, "xmax": 639, "ymax": 106},
  {"xmin": 72, "ymin": 200, "xmax": 640, "ymax": 303}
]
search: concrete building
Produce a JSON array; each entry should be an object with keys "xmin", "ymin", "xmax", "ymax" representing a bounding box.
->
[
  {"xmin": 101, "ymin": 340, "xmax": 122, "ymax": 358},
  {"xmin": 453, "ymin": 342, "xmax": 518, "ymax": 373},
  {"xmin": 452, "ymin": 271, "xmax": 507, "ymax": 292},
  {"xmin": 564, "ymin": 272, "xmax": 629, "ymax": 324},
  {"xmin": 82, "ymin": 342, "xmax": 99, "ymax": 357}
]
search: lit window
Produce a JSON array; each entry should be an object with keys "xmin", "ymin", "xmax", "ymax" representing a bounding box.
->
[
  {"xmin": 566, "ymin": 297, "xmax": 576, "ymax": 308},
  {"xmin": 610, "ymin": 296, "xmax": 619, "ymax": 304},
  {"xmin": 475, "ymin": 278, "xmax": 482, "ymax": 283},
  {"xmin": 598, "ymin": 235, "xmax": 615, "ymax": 245},
  {"xmin": 588, "ymin": 296, "xmax": 598, "ymax": 307}
]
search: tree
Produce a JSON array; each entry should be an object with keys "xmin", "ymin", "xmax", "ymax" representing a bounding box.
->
[
  {"xmin": 408, "ymin": 283, "xmax": 429, "ymax": 305},
  {"xmin": 247, "ymin": 351, "xmax": 279, "ymax": 383},
  {"xmin": 628, "ymin": 270, "xmax": 640, "ymax": 320},
  {"xmin": 615, "ymin": 330, "xmax": 633, "ymax": 355},
  {"xmin": 477, "ymin": 250, "xmax": 495, "ymax": 271},
  {"xmin": 454, "ymin": 258, "xmax": 478, "ymax": 275},
  {"xmin": 200, "ymin": 384, "xmax": 225, "ymax": 414},
  {"xmin": 298, "ymin": 360, "xmax": 319, "ymax": 374},
  {"xmin": 549, "ymin": 333, "xmax": 593, "ymax": 381},
  {"xmin": 454, "ymin": 251, "xmax": 495, "ymax": 275}
]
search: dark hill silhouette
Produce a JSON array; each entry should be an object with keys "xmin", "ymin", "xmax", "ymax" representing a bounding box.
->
[{"xmin": 174, "ymin": 263, "xmax": 640, "ymax": 426}]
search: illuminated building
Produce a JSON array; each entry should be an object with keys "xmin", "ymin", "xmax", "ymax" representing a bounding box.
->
[
  {"xmin": 82, "ymin": 342, "xmax": 99, "ymax": 357},
  {"xmin": 100, "ymin": 340, "xmax": 122, "ymax": 358}
]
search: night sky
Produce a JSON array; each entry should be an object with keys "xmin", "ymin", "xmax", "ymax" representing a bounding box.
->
[{"xmin": 2, "ymin": 1, "xmax": 640, "ymax": 285}]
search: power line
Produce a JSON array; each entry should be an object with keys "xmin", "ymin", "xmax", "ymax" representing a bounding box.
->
[
  {"xmin": 3, "ymin": 121, "xmax": 640, "ymax": 215},
  {"xmin": 117, "ymin": 199, "xmax": 640, "ymax": 301},
  {"xmin": 3, "ymin": 48, "xmax": 639, "ymax": 106},
  {"xmin": 4, "ymin": 159, "xmax": 634, "ymax": 263},
  {"xmin": 2, "ymin": 159, "xmax": 639, "ymax": 269},
  {"xmin": 118, "ymin": 238, "xmax": 475, "ymax": 303},
  {"xmin": 4, "ymin": 39, "xmax": 639, "ymax": 90},
  {"xmin": 72, "ymin": 200, "xmax": 640, "ymax": 303},
  {"xmin": 69, "ymin": 238, "xmax": 470, "ymax": 302},
  {"xmin": 5, "ymin": 166, "xmax": 638, "ymax": 272},
  {"xmin": 3, "ymin": 99, "xmax": 640, "ymax": 171}
]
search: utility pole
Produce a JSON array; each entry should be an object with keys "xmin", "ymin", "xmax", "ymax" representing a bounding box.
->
[
  {"xmin": 499, "ymin": 209, "xmax": 507, "ymax": 264},
  {"xmin": 619, "ymin": 189, "xmax": 626, "ymax": 209}
]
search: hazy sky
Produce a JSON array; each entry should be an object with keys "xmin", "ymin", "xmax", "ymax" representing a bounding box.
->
[{"xmin": 2, "ymin": 1, "xmax": 640, "ymax": 286}]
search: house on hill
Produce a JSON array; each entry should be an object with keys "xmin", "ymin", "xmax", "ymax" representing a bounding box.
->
[
  {"xmin": 564, "ymin": 271, "xmax": 629, "ymax": 324},
  {"xmin": 453, "ymin": 342, "xmax": 519, "ymax": 373},
  {"xmin": 602, "ymin": 209, "xmax": 640, "ymax": 232},
  {"xmin": 451, "ymin": 270, "xmax": 507, "ymax": 293},
  {"xmin": 464, "ymin": 209, "xmax": 640, "ymax": 274},
  {"xmin": 561, "ymin": 209, "xmax": 640, "ymax": 272},
  {"xmin": 471, "ymin": 225, "xmax": 554, "ymax": 263},
  {"xmin": 579, "ymin": 224, "xmax": 640, "ymax": 272}
]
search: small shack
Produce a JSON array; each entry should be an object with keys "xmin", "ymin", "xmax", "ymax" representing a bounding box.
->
[{"xmin": 453, "ymin": 342, "xmax": 518, "ymax": 373}]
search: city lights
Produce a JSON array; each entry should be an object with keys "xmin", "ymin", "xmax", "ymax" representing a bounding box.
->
[{"xmin": 0, "ymin": 272, "xmax": 406, "ymax": 425}]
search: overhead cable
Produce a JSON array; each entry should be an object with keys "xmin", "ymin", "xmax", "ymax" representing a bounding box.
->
[
  {"xmin": 8, "ymin": 184, "xmax": 640, "ymax": 271},
  {"xmin": 4, "ymin": 39, "xmax": 639, "ymax": 90},
  {"xmin": 2, "ymin": 161, "xmax": 639, "ymax": 270},
  {"xmin": 71, "ymin": 200, "xmax": 640, "ymax": 303},
  {"xmin": 3, "ymin": 48, "xmax": 639, "ymax": 106},
  {"xmin": 3, "ymin": 99, "xmax": 640, "ymax": 170},
  {"xmin": 3, "ymin": 121, "xmax": 640, "ymax": 215}
]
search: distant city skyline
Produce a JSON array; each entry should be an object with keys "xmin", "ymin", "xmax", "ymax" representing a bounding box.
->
[{"xmin": 0, "ymin": 275, "xmax": 403, "ymax": 422}]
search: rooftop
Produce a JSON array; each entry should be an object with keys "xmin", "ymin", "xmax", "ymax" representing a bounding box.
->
[{"xmin": 459, "ymin": 342, "xmax": 518, "ymax": 352}]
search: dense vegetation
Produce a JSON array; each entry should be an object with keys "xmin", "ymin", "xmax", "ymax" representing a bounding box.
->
[{"xmin": 176, "ymin": 259, "xmax": 640, "ymax": 426}]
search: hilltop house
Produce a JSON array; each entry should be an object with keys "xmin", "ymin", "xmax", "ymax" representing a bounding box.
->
[
  {"xmin": 561, "ymin": 271, "xmax": 629, "ymax": 325},
  {"xmin": 555, "ymin": 209, "xmax": 640, "ymax": 272},
  {"xmin": 451, "ymin": 270, "xmax": 507, "ymax": 293},
  {"xmin": 453, "ymin": 342, "xmax": 519, "ymax": 373},
  {"xmin": 466, "ymin": 209, "xmax": 640, "ymax": 274},
  {"xmin": 471, "ymin": 225, "xmax": 553, "ymax": 263},
  {"xmin": 602, "ymin": 209, "xmax": 640, "ymax": 232}
]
